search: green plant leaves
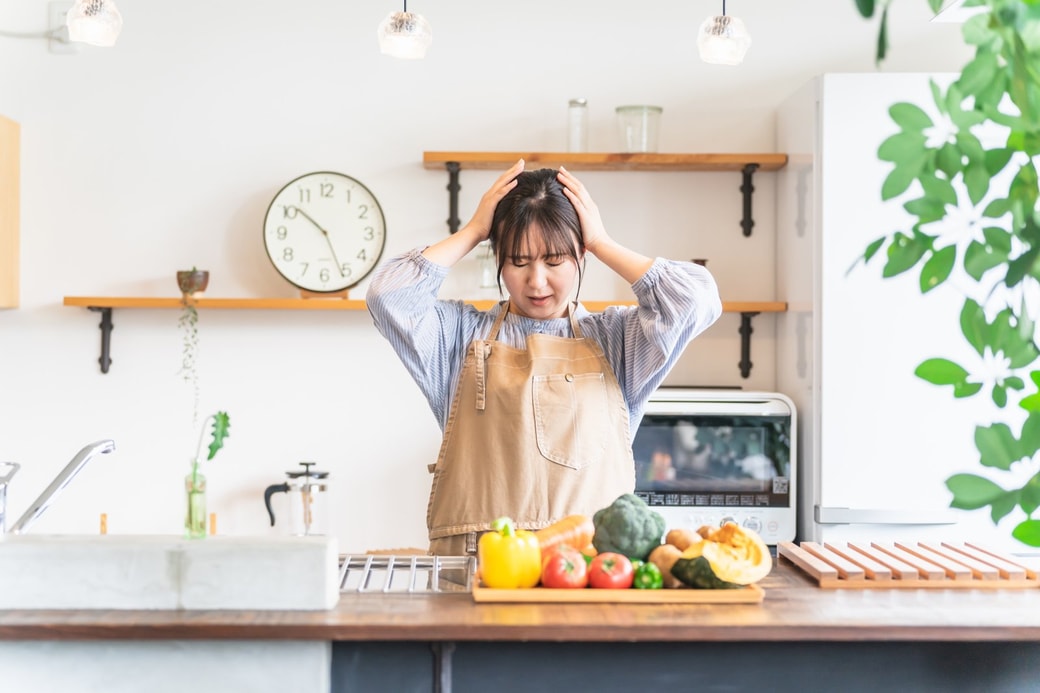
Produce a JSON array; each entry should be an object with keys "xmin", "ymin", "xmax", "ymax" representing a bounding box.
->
[
  {"xmin": 946, "ymin": 473, "xmax": 1007, "ymax": 509},
  {"xmin": 975, "ymin": 422, "xmax": 1022, "ymax": 470},
  {"xmin": 1012, "ymin": 519, "xmax": 1040, "ymax": 546},
  {"xmin": 206, "ymin": 411, "xmax": 231, "ymax": 461},
  {"xmin": 882, "ymin": 231, "xmax": 932, "ymax": 277},
  {"xmin": 920, "ymin": 244, "xmax": 956, "ymax": 291}
]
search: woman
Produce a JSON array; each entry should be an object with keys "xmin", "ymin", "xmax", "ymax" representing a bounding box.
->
[{"xmin": 367, "ymin": 160, "xmax": 722, "ymax": 555}]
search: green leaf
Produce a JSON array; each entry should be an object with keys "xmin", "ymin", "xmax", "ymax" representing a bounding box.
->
[
  {"xmin": 946, "ymin": 473, "xmax": 1006, "ymax": 510},
  {"xmin": 991, "ymin": 494, "xmax": 1018, "ymax": 523},
  {"xmin": 919, "ymin": 173, "xmax": 959, "ymax": 206},
  {"xmin": 964, "ymin": 160, "xmax": 992, "ymax": 205},
  {"xmin": 957, "ymin": 51, "xmax": 1000, "ymax": 98},
  {"xmin": 959, "ymin": 299, "xmax": 988, "ymax": 357},
  {"xmin": 1011, "ymin": 519, "xmax": 1040, "ymax": 547},
  {"xmin": 1020, "ymin": 473, "xmax": 1040, "ymax": 515},
  {"xmin": 206, "ymin": 411, "xmax": 232, "ymax": 461},
  {"xmin": 993, "ymin": 384, "xmax": 1008, "ymax": 407},
  {"xmin": 964, "ymin": 238, "xmax": 1008, "ymax": 280},
  {"xmin": 1019, "ymin": 412, "xmax": 1040, "ymax": 459},
  {"xmin": 984, "ymin": 148, "xmax": 1015, "ymax": 176},
  {"xmin": 975, "ymin": 422, "xmax": 1021, "ymax": 471},
  {"xmin": 935, "ymin": 142, "xmax": 964, "ymax": 177},
  {"xmin": 878, "ymin": 132, "xmax": 929, "ymax": 163},
  {"xmin": 854, "ymin": 0, "xmax": 875, "ymax": 19},
  {"xmin": 881, "ymin": 153, "xmax": 930, "ymax": 200},
  {"xmin": 889, "ymin": 102, "xmax": 934, "ymax": 131},
  {"xmin": 982, "ymin": 197, "xmax": 1011, "ymax": 218},
  {"xmin": 915, "ymin": 357, "xmax": 969, "ymax": 385},
  {"xmin": 863, "ymin": 236, "xmax": 885, "ymax": 262},
  {"xmin": 904, "ymin": 195, "xmax": 948, "ymax": 224},
  {"xmin": 953, "ymin": 381, "xmax": 984, "ymax": 398},
  {"xmin": 875, "ymin": 5, "xmax": 888, "ymax": 65},
  {"xmin": 882, "ymin": 232, "xmax": 931, "ymax": 277},
  {"xmin": 919, "ymin": 245, "xmax": 956, "ymax": 292},
  {"xmin": 1006, "ymin": 376, "xmax": 1026, "ymax": 391}
]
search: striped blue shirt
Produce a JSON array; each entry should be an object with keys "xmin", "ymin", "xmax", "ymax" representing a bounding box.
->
[{"xmin": 366, "ymin": 248, "xmax": 722, "ymax": 438}]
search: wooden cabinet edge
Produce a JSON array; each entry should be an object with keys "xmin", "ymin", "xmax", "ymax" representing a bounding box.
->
[
  {"xmin": 0, "ymin": 115, "xmax": 19, "ymax": 309},
  {"xmin": 422, "ymin": 151, "xmax": 788, "ymax": 172},
  {"xmin": 63, "ymin": 296, "xmax": 786, "ymax": 313}
]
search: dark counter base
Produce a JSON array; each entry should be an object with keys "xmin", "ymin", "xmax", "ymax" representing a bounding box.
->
[{"xmin": 332, "ymin": 640, "xmax": 1040, "ymax": 693}]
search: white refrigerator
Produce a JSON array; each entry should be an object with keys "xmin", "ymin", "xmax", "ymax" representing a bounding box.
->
[{"xmin": 775, "ymin": 73, "xmax": 1038, "ymax": 558}]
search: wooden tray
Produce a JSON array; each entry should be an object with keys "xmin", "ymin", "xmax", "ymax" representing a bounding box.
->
[
  {"xmin": 472, "ymin": 582, "xmax": 764, "ymax": 604},
  {"xmin": 779, "ymin": 540, "xmax": 1040, "ymax": 589}
]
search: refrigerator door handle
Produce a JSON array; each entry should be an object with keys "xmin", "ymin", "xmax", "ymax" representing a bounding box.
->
[{"xmin": 815, "ymin": 506, "xmax": 958, "ymax": 525}]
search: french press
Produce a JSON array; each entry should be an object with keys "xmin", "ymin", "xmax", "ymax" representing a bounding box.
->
[{"xmin": 263, "ymin": 462, "xmax": 330, "ymax": 536}]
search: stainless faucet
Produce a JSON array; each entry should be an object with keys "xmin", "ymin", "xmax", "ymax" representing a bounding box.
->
[
  {"xmin": 0, "ymin": 461, "xmax": 21, "ymax": 534},
  {"xmin": 7, "ymin": 439, "xmax": 115, "ymax": 535}
]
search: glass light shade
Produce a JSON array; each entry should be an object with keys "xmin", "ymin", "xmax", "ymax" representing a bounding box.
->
[
  {"xmin": 66, "ymin": 0, "xmax": 123, "ymax": 47},
  {"xmin": 377, "ymin": 11, "xmax": 432, "ymax": 60},
  {"xmin": 697, "ymin": 14, "xmax": 751, "ymax": 66}
]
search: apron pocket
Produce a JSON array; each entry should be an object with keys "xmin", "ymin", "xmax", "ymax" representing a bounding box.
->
[{"xmin": 532, "ymin": 372, "xmax": 609, "ymax": 470}]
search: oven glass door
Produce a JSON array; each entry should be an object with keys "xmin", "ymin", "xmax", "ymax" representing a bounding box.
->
[{"xmin": 633, "ymin": 413, "xmax": 792, "ymax": 510}]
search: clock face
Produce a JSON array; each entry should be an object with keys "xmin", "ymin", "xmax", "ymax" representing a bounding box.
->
[{"xmin": 263, "ymin": 171, "xmax": 386, "ymax": 293}]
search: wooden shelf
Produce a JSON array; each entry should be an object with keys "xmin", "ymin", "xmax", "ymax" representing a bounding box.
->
[
  {"xmin": 422, "ymin": 150, "xmax": 787, "ymax": 236},
  {"xmin": 63, "ymin": 296, "xmax": 785, "ymax": 378},
  {"xmin": 422, "ymin": 151, "xmax": 789, "ymax": 171},
  {"xmin": 63, "ymin": 296, "xmax": 785, "ymax": 313}
]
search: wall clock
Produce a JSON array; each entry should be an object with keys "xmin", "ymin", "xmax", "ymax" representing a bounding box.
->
[{"xmin": 263, "ymin": 171, "xmax": 386, "ymax": 296}]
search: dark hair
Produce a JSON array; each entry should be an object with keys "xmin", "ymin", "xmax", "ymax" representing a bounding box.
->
[{"xmin": 488, "ymin": 168, "xmax": 584, "ymax": 296}]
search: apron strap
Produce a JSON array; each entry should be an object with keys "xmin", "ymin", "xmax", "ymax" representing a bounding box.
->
[
  {"xmin": 568, "ymin": 302, "xmax": 583, "ymax": 338},
  {"xmin": 473, "ymin": 340, "xmax": 491, "ymax": 411},
  {"xmin": 486, "ymin": 300, "xmax": 510, "ymax": 340}
]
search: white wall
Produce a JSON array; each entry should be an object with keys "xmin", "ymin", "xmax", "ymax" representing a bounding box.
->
[{"xmin": 0, "ymin": 1, "xmax": 972, "ymax": 552}]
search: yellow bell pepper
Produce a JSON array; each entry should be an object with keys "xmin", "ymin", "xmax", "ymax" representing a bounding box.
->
[{"xmin": 478, "ymin": 517, "xmax": 542, "ymax": 589}]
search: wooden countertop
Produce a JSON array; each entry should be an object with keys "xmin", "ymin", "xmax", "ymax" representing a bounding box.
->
[{"xmin": 2, "ymin": 562, "xmax": 1038, "ymax": 643}]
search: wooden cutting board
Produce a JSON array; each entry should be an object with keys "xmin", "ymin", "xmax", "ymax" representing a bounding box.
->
[
  {"xmin": 779, "ymin": 541, "xmax": 1040, "ymax": 589},
  {"xmin": 472, "ymin": 582, "xmax": 765, "ymax": 604}
]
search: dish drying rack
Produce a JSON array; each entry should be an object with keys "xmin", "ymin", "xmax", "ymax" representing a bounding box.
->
[{"xmin": 338, "ymin": 554, "xmax": 476, "ymax": 593}]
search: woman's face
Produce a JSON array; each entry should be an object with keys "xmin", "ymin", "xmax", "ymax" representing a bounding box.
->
[{"xmin": 500, "ymin": 226, "xmax": 582, "ymax": 320}]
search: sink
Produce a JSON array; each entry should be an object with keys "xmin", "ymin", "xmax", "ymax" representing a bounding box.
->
[{"xmin": 0, "ymin": 534, "xmax": 339, "ymax": 610}]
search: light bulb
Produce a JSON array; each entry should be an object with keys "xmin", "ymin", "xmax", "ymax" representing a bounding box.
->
[
  {"xmin": 377, "ymin": 11, "xmax": 432, "ymax": 60},
  {"xmin": 66, "ymin": 0, "xmax": 123, "ymax": 47},
  {"xmin": 697, "ymin": 14, "xmax": 751, "ymax": 66}
]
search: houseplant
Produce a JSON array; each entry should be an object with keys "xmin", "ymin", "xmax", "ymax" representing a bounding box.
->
[
  {"xmin": 177, "ymin": 268, "xmax": 208, "ymax": 424},
  {"xmin": 185, "ymin": 410, "xmax": 231, "ymax": 539},
  {"xmin": 853, "ymin": 0, "xmax": 1040, "ymax": 546}
]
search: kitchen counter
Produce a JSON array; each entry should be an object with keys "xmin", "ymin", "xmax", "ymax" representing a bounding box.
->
[
  {"xmin": 2, "ymin": 561, "xmax": 1040, "ymax": 690},
  {"xmin": 2, "ymin": 561, "xmax": 1038, "ymax": 642}
]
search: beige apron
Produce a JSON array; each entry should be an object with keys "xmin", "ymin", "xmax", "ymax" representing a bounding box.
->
[{"xmin": 426, "ymin": 301, "xmax": 634, "ymax": 556}]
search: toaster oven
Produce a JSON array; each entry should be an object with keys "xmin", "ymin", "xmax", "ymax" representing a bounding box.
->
[{"xmin": 632, "ymin": 388, "xmax": 797, "ymax": 544}]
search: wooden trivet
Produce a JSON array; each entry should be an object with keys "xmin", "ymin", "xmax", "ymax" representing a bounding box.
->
[{"xmin": 778, "ymin": 540, "xmax": 1039, "ymax": 589}]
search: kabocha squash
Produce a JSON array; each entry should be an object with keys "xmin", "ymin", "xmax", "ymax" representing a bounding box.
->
[{"xmin": 670, "ymin": 523, "xmax": 772, "ymax": 589}]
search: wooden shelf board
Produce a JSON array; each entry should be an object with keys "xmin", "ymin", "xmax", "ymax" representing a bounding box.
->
[
  {"xmin": 422, "ymin": 151, "xmax": 788, "ymax": 172},
  {"xmin": 63, "ymin": 296, "xmax": 785, "ymax": 314}
]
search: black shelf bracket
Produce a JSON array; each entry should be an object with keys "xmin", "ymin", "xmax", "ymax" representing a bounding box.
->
[
  {"xmin": 738, "ymin": 311, "xmax": 759, "ymax": 379},
  {"xmin": 445, "ymin": 162, "xmax": 461, "ymax": 234},
  {"xmin": 88, "ymin": 306, "xmax": 114, "ymax": 374},
  {"xmin": 740, "ymin": 163, "xmax": 759, "ymax": 237}
]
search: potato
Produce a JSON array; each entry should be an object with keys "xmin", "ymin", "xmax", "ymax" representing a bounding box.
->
[
  {"xmin": 648, "ymin": 543, "xmax": 685, "ymax": 589},
  {"xmin": 664, "ymin": 528, "xmax": 699, "ymax": 552}
]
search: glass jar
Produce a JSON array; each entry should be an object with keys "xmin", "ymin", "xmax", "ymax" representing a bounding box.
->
[
  {"xmin": 615, "ymin": 105, "xmax": 662, "ymax": 153},
  {"xmin": 185, "ymin": 466, "xmax": 207, "ymax": 539},
  {"xmin": 567, "ymin": 98, "xmax": 589, "ymax": 152}
]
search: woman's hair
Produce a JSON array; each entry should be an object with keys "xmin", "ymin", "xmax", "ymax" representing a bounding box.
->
[{"xmin": 488, "ymin": 168, "xmax": 584, "ymax": 296}]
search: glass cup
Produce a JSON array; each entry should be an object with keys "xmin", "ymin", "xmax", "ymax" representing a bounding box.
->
[{"xmin": 615, "ymin": 105, "xmax": 663, "ymax": 153}]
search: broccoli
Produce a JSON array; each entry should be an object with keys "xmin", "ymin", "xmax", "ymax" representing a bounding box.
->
[{"xmin": 591, "ymin": 493, "xmax": 666, "ymax": 561}]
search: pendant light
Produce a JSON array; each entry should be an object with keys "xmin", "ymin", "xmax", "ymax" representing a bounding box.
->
[
  {"xmin": 377, "ymin": 1, "xmax": 432, "ymax": 60},
  {"xmin": 697, "ymin": 1, "xmax": 751, "ymax": 66},
  {"xmin": 66, "ymin": 0, "xmax": 123, "ymax": 47}
]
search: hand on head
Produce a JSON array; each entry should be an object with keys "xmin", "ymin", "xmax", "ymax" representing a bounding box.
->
[
  {"xmin": 557, "ymin": 166, "xmax": 608, "ymax": 253},
  {"xmin": 464, "ymin": 159, "xmax": 525, "ymax": 242}
]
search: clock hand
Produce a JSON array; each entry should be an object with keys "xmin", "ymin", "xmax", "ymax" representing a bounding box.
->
[{"xmin": 292, "ymin": 207, "xmax": 346, "ymax": 277}]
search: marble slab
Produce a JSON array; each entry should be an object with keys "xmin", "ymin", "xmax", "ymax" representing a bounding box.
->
[{"xmin": 0, "ymin": 534, "xmax": 339, "ymax": 610}]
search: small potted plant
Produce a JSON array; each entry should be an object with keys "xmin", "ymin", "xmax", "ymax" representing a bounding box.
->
[
  {"xmin": 176, "ymin": 268, "xmax": 209, "ymax": 424},
  {"xmin": 185, "ymin": 410, "xmax": 231, "ymax": 539}
]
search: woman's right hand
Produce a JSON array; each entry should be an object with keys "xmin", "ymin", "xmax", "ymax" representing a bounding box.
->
[
  {"xmin": 421, "ymin": 159, "xmax": 523, "ymax": 268},
  {"xmin": 459, "ymin": 159, "xmax": 524, "ymax": 242}
]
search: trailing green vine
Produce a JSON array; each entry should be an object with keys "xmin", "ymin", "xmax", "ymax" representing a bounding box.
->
[{"xmin": 853, "ymin": 0, "xmax": 1040, "ymax": 546}]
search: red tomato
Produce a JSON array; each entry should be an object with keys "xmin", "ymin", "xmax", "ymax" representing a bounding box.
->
[
  {"xmin": 588, "ymin": 552, "xmax": 634, "ymax": 589},
  {"xmin": 540, "ymin": 545, "xmax": 589, "ymax": 588}
]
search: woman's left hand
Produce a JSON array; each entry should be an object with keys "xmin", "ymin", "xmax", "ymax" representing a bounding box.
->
[{"xmin": 558, "ymin": 166, "xmax": 609, "ymax": 253}]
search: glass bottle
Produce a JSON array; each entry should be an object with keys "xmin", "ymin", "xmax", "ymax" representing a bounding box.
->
[
  {"xmin": 185, "ymin": 464, "xmax": 207, "ymax": 539},
  {"xmin": 567, "ymin": 98, "xmax": 589, "ymax": 152}
]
